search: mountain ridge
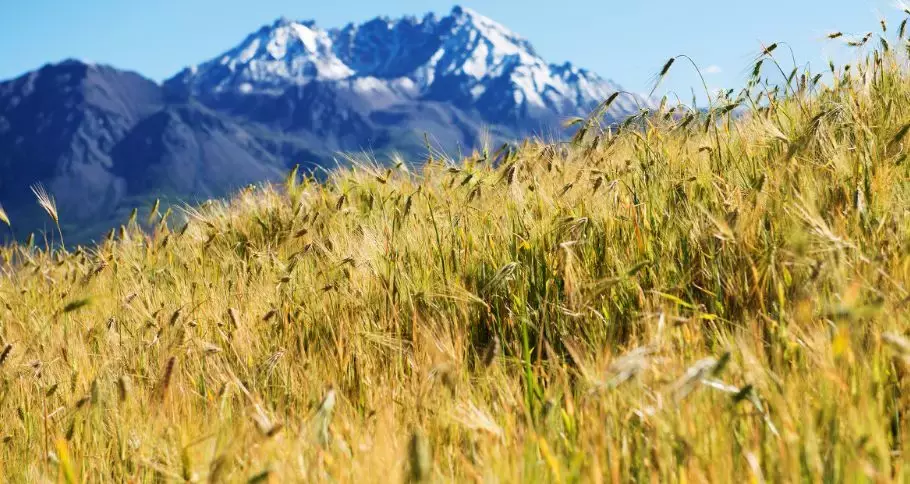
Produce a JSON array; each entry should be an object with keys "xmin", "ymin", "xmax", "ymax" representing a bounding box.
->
[{"xmin": 166, "ymin": 6, "xmax": 646, "ymax": 129}]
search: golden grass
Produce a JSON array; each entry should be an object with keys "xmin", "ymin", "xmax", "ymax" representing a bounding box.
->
[{"xmin": 0, "ymin": 24, "xmax": 910, "ymax": 483}]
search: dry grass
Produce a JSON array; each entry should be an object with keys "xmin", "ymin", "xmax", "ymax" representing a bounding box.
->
[{"xmin": 0, "ymin": 21, "xmax": 910, "ymax": 483}]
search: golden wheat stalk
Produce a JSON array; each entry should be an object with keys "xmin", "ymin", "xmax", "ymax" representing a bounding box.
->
[
  {"xmin": 30, "ymin": 183, "xmax": 64, "ymax": 249},
  {"xmin": 30, "ymin": 183, "xmax": 57, "ymax": 224}
]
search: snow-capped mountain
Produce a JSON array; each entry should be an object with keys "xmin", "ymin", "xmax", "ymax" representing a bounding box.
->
[
  {"xmin": 168, "ymin": 6, "xmax": 648, "ymax": 130},
  {"xmin": 1, "ymin": 6, "xmax": 650, "ymax": 243}
]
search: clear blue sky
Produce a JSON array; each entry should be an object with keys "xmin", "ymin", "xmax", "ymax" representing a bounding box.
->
[{"xmin": 0, "ymin": 0, "xmax": 900, "ymax": 99}]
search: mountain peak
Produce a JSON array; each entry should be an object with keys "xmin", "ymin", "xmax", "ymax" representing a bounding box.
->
[
  {"xmin": 449, "ymin": 5, "xmax": 486, "ymax": 20},
  {"xmin": 272, "ymin": 16, "xmax": 294, "ymax": 28},
  {"xmin": 56, "ymin": 58, "xmax": 93, "ymax": 68},
  {"xmin": 443, "ymin": 4, "xmax": 537, "ymax": 57},
  {"xmin": 269, "ymin": 16, "xmax": 317, "ymax": 30},
  {"xmin": 173, "ymin": 16, "xmax": 353, "ymax": 95},
  {"xmin": 449, "ymin": 5, "xmax": 473, "ymax": 17},
  {"xmin": 449, "ymin": 5, "xmax": 491, "ymax": 22}
]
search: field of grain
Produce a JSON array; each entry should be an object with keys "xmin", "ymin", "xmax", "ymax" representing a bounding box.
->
[{"xmin": 0, "ymin": 23, "xmax": 909, "ymax": 483}]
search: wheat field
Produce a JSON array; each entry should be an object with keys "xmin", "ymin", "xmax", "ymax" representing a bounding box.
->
[{"xmin": 1, "ymin": 21, "xmax": 910, "ymax": 483}]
